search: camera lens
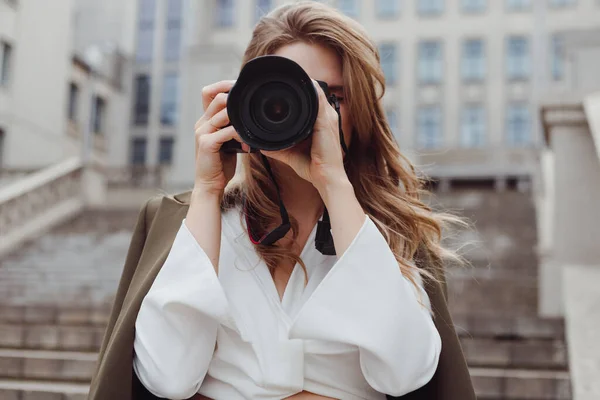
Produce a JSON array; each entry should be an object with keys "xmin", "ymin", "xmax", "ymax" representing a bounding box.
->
[
  {"xmin": 227, "ymin": 55, "xmax": 322, "ymax": 151},
  {"xmin": 263, "ymin": 97, "xmax": 290, "ymax": 123},
  {"xmin": 250, "ymin": 81, "xmax": 300, "ymax": 134}
]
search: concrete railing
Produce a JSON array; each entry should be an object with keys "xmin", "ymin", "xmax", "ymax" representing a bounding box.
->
[
  {"xmin": 539, "ymin": 91, "xmax": 600, "ymax": 399},
  {"xmin": 0, "ymin": 158, "xmax": 87, "ymax": 259}
]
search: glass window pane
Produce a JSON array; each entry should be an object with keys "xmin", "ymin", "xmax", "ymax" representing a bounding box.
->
[
  {"xmin": 68, "ymin": 83, "xmax": 79, "ymax": 121},
  {"xmin": 419, "ymin": 41, "xmax": 443, "ymax": 84},
  {"xmin": 551, "ymin": 34, "xmax": 565, "ymax": 80},
  {"xmin": 136, "ymin": 0, "xmax": 156, "ymax": 62},
  {"xmin": 549, "ymin": 0, "xmax": 576, "ymax": 7},
  {"xmin": 462, "ymin": 39, "xmax": 485, "ymax": 81},
  {"xmin": 506, "ymin": 0, "xmax": 531, "ymax": 11},
  {"xmin": 506, "ymin": 103, "xmax": 531, "ymax": 146},
  {"xmin": 506, "ymin": 36, "xmax": 530, "ymax": 80},
  {"xmin": 417, "ymin": 106, "xmax": 442, "ymax": 149},
  {"xmin": 131, "ymin": 138, "xmax": 147, "ymax": 165},
  {"xmin": 93, "ymin": 96, "xmax": 106, "ymax": 134},
  {"xmin": 161, "ymin": 73, "xmax": 179, "ymax": 126},
  {"xmin": 339, "ymin": 0, "xmax": 359, "ymax": 17},
  {"xmin": 379, "ymin": 43, "xmax": 398, "ymax": 85},
  {"xmin": 165, "ymin": 0, "xmax": 182, "ymax": 61},
  {"xmin": 1, "ymin": 42, "xmax": 13, "ymax": 85},
  {"xmin": 216, "ymin": 0, "xmax": 235, "ymax": 27},
  {"xmin": 462, "ymin": 0, "xmax": 486, "ymax": 12},
  {"xmin": 376, "ymin": 0, "xmax": 401, "ymax": 17},
  {"xmin": 134, "ymin": 74, "xmax": 151, "ymax": 125},
  {"xmin": 254, "ymin": 0, "xmax": 273, "ymax": 22},
  {"xmin": 159, "ymin": 137, "xmax": 175, "ymax": 164},
  {"xmin": 418, "ymin": 0, "xmax": 444, "ymax": 15},
  {"xmin": 386, "ymin": 109, "xmax": 398, "ymax": 137},
  {"xmin": 461, "ymin": 105, "xmax": 486, "ymax": 147}
]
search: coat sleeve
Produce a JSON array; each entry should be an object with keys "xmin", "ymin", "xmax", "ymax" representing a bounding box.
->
[
  {"xmin": 133, "ymin": 220, "xmax": 230, "ymax": 399},
  {"xmin": 89, "ymin": 198, "xmax": 153, "ymax": 400},
  {"xmin": 289, "ymin": 216, "xmax": 441, "ymax": 397},
  {"xmin": 391, "ymin": 245, "xmax": 476, "ymax": 400}
]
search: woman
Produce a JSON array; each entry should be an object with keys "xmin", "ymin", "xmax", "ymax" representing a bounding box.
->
[{"xmin": 89, "ymin": 2, "xmax": 474, "ymax": 400}]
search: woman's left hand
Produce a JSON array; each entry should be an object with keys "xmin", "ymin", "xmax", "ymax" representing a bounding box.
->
[{"xmin": 261, "ymin": 80, "xmax": 347, "ymax": 191}]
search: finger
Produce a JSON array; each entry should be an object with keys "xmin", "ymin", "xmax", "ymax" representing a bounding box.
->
[
  {"xmin": 201, "ymin": 80, "xmax": 235, "ymax": 111},
  {"xmin": 203, "ymin": 92, "xmax": 229, "ymax": 121},
  {"xmin": 313, "ymin": 80, "xmax": 332, "ymax": 114},
  {"xmin": 195, "ymin": 92, "xmax": 228, "ymax": 131},
  {"xmin": 205, "ymin": 108, "xmax": 230, "ymax": 134},
  {"xmin": 200, "ymin": 126, "xmax": 243, "ymax": 153}
]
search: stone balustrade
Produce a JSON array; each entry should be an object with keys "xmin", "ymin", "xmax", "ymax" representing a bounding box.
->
[
  {"xmin": 0, "ymin": 158, "xmax": 85, "ymax": 259},
  {"xmin": 539, "ymin": 91, "xmax": 600, "ymax": 399}
]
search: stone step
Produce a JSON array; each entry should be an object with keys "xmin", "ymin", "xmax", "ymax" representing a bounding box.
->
[
  {"xmin": 0, "ymin": 324, "xmax": 105, "ymax": 352},
  {"xmin": 0, "ymin": 368, "xmax": 570, "ymax": 400},
  {"xmin": 447, "ymin": 273, "xmax": 538, "ymax": 316},
  {"xmin": 453, "ymin": 315, "xmax": 565, "ymax": 340},
  {"xmin": 471, "ymin": 367, "xmax": 571, "ymax": 400},
  {"xmin": 461, "ymin": 337, "xmax": 568, "ymax": 370},
  {"xmin": 0, "ymin": 379, "xmax": 87, "ymax": 400},
  {"xmin": 0, "ymin": 306, "xmax": 110, "ymax": 326},
  {"xmin": 0, "ymin": 349, "xmax": 97, "ymax": 383},
  {"xmin": 0, "ymin": 335, "xmax": 567, "ymax": 384}
]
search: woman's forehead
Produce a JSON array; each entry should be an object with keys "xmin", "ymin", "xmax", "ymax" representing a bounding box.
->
[{"xmin": 273, "ymin": 42, "xmax": 344, "ymax": 88}]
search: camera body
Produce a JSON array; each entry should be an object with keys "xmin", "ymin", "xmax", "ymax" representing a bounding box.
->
[{"xmin": 222, "ymin": 55, "xmax": 333, "ymax": 153}]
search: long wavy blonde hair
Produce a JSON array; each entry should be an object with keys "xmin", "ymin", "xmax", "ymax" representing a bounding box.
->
[{"xmin": 224, "ymin": 1, "xmax": 463, "ymax": 289}]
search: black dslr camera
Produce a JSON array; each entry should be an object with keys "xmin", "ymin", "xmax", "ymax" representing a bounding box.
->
[{"xmin": 222, "ymin": 55, "xmax": 336, "ymax": 153}]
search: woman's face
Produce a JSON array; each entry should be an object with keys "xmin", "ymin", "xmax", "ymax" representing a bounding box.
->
[{"xmin": 273, "ymin": 42, "xmax": 353, "ymax": 153}]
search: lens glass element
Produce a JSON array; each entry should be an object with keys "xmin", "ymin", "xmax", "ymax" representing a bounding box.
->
[{"xmin": 263, "ymin": 97, "xmax": 290, "ymax": 123}]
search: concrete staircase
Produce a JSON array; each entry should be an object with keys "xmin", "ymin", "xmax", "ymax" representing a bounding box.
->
[{"xmin": 0, "ymin": 189, "xmax": 571, "ymax": 399}]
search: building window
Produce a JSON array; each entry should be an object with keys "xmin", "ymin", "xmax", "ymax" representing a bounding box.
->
[
  {"xmin": 161, "ymin": 73, "xmax": 179, "ymax": 126},
  {"xmin": 159, "ymin": 137, "xmax": 175, "ymax": 164},
  {"xmin": 418, "ymin": 0, "xmax": 444, "ymax": 16},
  {"xmin": 386, "ymin": 109, "xmax": 399, "ymax": 138},
  {"xmin": 0, "ymin": 129, "xmax": 5, "ymax": 167},
  {"xmin": 376, "ymin": 0, "xmax": 401, "ymax": 18},
  {"xmin": 506, "ymin": 36, "xmax": 530, "ymax": 80},
  {"xmin": 418, "ymin": 40, "xmax": 443, "ymax": 84},
  {"xmin": 92, "ymin": 96, "xmax": 106, "ymax": 134},
  {"xmin": 379, "ymin": 43, "xmax": 398, "ymax": 85},
  {"xmin": 462, "ymin": 39, "xmax": 485, "ymax": 82},
  {"xmin": 254, "ymin": 0, "xmax": 272, "ymax": 22},
  {"xmin": 1, "ymin": 41, "xmax": 13, "ymax": 85},
  {"xmin": 131, "ymin": 138, "xmax": 147, "ymax": 165},
  {"xmin": 165, "ymin": 0, "xmax": 183, "ymax": 61},
  {"xmin": 68, "ymin": 83, "xmax": 79, "ymax": 121},
  {"xmin": 417, "ymin": 105, "xmax": 442, "ymax": 149},
  {"xmin": 339, "ymin": 0, "xmax": 359, "ymax": 17},
  {"xmin": 136, "ymin": 0, "xmax": 156, "ymax": 62},
  {"xmin": 462, "ymin": 0, "xmax": 486, "ymax": 13},
  {"xmin": 216, "ymin": 0, "xmax": 234, "ymax": 27},
  {"xmin": 461, "ymin": 105, "xmax": 486, "ymax": 147},
  {"xmin": 551, "ymin": 34, "xmax": 565, "ymax": 80},
  {"xmin": 134, "ymin": 74, "xmax": 151, "ymax": 125},
  {"xmin": 506, "ymin": 0, "xmax": 530, "ymax": 11},
  {"xmin": 549, "ymin": 0, "xmax": 576, "ymax": 7},
  {"xmin": 506, "ymin": 103, "xmax": 531, "ymax": 146}
]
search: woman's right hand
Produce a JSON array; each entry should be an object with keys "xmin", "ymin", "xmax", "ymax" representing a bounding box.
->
[{"xmin": 193, "ymin": 80, "xmax": 249, "ymax": 196}]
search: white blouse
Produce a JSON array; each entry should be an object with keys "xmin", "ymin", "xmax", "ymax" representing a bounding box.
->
[{"xmin": 133, "ymin": 208, "xmax": 441, "ymax": 400}]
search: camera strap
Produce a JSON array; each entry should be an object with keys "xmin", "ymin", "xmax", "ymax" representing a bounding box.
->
[{"xmin": 245, "ymin": 94, "xmax": 347, "ymax": 256}]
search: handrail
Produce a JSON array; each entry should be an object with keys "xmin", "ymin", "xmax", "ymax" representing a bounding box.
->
[
  {"xmin": 0, "ymin": 157, "xmax": 82, "ymax": 204},
  {"xmin": 0, "ymin": 157, "xmax": 86, "ymax": 258}
]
